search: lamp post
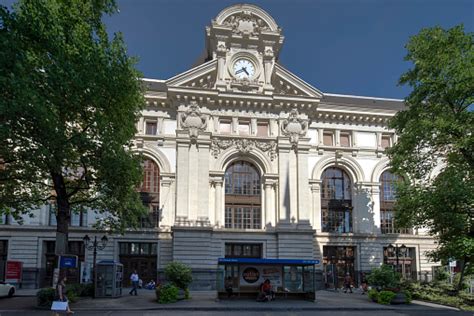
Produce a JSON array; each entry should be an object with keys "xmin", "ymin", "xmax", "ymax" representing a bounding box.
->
[
  {"xmin": 83, "ymin": 234, "xmax": 108, "ymax": 297},
  {"xmin": 387, "ymin": 244, "xmax": 407, "ymax": 277}
]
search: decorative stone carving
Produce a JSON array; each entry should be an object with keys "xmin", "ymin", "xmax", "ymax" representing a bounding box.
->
[
  {"xmin": 180, "ymin": 102, "xmax": 207, "ymax": 142},
  {"xmin": 222, "ymin": 11, "xmax": 271, "ymax": 36},
  {"xmin": 255, "ymin": 141, "xmax": 276, "ymax": 161},
  {"xmin": 211, "ymin": 137, "xmax": 277, "ymax": 161},
  {"xmin": 281, "ymin": 109, "xmax": 308, "ymax": 148}
]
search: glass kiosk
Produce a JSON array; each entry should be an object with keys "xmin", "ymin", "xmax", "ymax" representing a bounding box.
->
[
  {"xmin": 217, "ymin": 258, "xmax": 318, "ymax": 301},
  {"xmin": 95, "ymin": 260, "xmax": 123, "ymax": 298}
]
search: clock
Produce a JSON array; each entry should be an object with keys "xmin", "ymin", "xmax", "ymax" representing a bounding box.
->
[{"xmin": 233, "ymin": 58, "xmax": 255, "ymax": 79}]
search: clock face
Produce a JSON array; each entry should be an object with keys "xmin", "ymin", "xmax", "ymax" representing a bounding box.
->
[{"xmin": 233, "ymin": 58, "xmax": 255, "ymax": 79}]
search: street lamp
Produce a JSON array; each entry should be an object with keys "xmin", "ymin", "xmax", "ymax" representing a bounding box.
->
[
  {"xmin": 83, "ymin": 234, "xmax": 108, "ymax": 296},
  {"xmin": 387, "ymin": 244, "xmax": 407, "ymax": 276}
]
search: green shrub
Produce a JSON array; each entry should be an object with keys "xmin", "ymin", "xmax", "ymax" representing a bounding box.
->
[
  {"xmin": 184, "ymin": 287, "xmax": 190, "ymax": 299},
  {"xmin": 367, "ymin": 265, "xmax": 400, "ymax": 289},
  {"xmin": 158, "ymin": 284, "xmax": 179, "ymax": 304},
  {"xmin": 378, "ymin": 290, "xmax": 396, "ymax": 305},
  {"xmin": 36, "ymin": 287, "xmax": 55, "ymax": 307},
  {"xmin": 403, "ymin": 290, "xmax": 412, "ymax": 303},
  {"xmin": 164, "ymin": 261, "xmax": 193, "ymax": 290},
  {"xmin": 368, "ymin": 289, "xmax": 379, "ymax": 302}
]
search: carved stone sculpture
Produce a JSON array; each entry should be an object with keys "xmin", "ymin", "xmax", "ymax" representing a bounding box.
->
[
  {"xmin": 281, "ymin": 109, "xmax": 308, "ymax": 149},
  {"xmin": 180, "ymin": 102, "xmax": 207, "ymax": 142}
]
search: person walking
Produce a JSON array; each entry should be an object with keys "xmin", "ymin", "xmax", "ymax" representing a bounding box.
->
[
  {"xmin": 343, "ymin": 272, "xmax": 353, "ymax": 293},
  {"xmin": 53, "ymin": 275, "xmax": 74, "ymax": 315},
  {"xmin": 129, "ymin": 270, "xmax": 139, "ymax": 296}
]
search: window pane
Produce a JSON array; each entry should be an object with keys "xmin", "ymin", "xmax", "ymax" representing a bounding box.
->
[
  {"xmin": 340, "ymin": 134, "xmax": 350, "ymax": 147},
  {"xmin": 146, "ymin": 122, "xmax": 157, "ymax": 135},
  {"xmin": 219, "ymin": 121, "xmax": 231, "ymax": 134},
  {"xmin": 381, "ymin": 136, "xmax": 391, "ymax": 149},
  {"xmin": 238, "ymin": 122, "xmax": 250, "ymax": 135},
  {"xmin": 323, "ymin": 132, "xmax": 334, "ymax": 146},
  {"xmin": 257, "ymin": 123, "xmax": 268, "ymax": 137},
  {"xmin": 321, "ymin": 167, "xmax": 352, "ymax": 233}
]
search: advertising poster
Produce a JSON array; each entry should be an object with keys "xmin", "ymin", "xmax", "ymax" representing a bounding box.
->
[
  {"xmin": 5, "ymin": 260, "xmax": 22, "ymax": 284},
  {"xmin": 239, "ymin": 265, "xmax": 282, "ymax": 287}
]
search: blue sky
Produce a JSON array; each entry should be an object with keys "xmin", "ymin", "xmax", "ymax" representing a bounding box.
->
[{"xmin": 3, "ymin": 0, "xmax": 473, "ymax": 99}]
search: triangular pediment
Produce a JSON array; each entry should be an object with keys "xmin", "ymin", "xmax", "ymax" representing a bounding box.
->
[
  {"xmin": 272, "ymin": 63, "xmax": 323, "ymax": 98},
  {"xmin": 166, "ymin": 59, "xmax": 217, "ymax": 89}
]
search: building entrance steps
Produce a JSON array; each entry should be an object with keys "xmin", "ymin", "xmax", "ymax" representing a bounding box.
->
[{"xmin": 67, "ymin": 288, "xmax": 460, "ymax": 312}]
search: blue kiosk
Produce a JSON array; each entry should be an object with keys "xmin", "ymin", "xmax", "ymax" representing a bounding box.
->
[{"xmin": 217, "ymin": 258, "xmax": 319, "ymax": 301}]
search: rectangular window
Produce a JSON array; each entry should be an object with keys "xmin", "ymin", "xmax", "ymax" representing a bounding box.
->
[
  {"xmin": 381, "ymin": 135, "xmax": 392, "ymax": 149},
  {"xmin": 145, "ymin": 121, "xmax": 157, "ymax": 135},
  {"xmin": 238, "ymin": 122, "xmax": 250, "ymax": 135},
  {"xmin": 340, "ymin": 133, "xmax": 351, "ymax": 147},
  {"xmin": 380, "ymin": 208, "xmax": 413, "ymax": 234},
  {"xmin": 225, "ymin": 243, "xmax": 262, "ymax": 258},
  {"xmin": 225, "ymin": 206, "xmax": 261, "ymax": 229},
  {"xmin": 119, "ymin": 242, "xmax": 157, "ymax": 255},
  {"xmin": 383, "ymin": 247, "xmax": 416, "ymax": 280},
  {"xmin": 257, "ymin": 122, "xmax": 269, "ymax": 137},
  {"xmin": 219, "ymin": 120, "xmax": 231, "ymax": 134},
  {"xmin": 323, "ymin": 132, "xmax": 334, "ymax": 146}
]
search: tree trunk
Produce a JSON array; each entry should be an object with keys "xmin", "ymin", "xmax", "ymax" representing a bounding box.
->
[
  {"xmin": 51, "ymin": 171, "xmax": 70, "ymax": 256},
  {"xmin": 456, "ymin": 258, "xmax": 467, "ymax": 292}
]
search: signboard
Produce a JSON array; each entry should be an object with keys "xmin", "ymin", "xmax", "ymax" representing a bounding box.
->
[
  {"xmin": 239, "ymin": 265, "xmax": 283, "ymax": 287},
  {"xmin": 58, "ymin": 255, "xmax": 78, "ymax": 268},
  {"xmin": 219, "ymin": 258, "xmax": 320, "ymax": 265},
  {"xmin": 5, "ymin": 260, "xmax": 22, "ymax": 283}
]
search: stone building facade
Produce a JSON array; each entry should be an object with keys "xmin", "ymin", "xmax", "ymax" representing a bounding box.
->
[{"xmin": 1, "ymin": 4, "xmax": 438, "ymax": 289}]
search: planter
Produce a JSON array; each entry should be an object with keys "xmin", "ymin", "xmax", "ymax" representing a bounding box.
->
[
  {"xmin": 391, "ymin": 292, "xmax": 407, "ymax": 304},
  {"xmin": 177, "ymin": 289, "xmax": 185, "ymax": 300}
]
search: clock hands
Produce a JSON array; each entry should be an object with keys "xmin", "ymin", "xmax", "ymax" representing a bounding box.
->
[{"xmin": 235, "ymin": 67, "xmax": 250, "ymax": 77}]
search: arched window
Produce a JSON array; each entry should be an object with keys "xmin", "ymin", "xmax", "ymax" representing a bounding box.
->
[
  {"xmin": 380, "ymin": 170, "xmax": 411, "ymax": 234},
  {"xmin": 321, "ymin": 167, "xmax": 352, "ymax": 233},
  {"xmin": 224, "ymin": 161, "xmax": 261, "ymax": 229},
  {"xmin": 139, "ymin": 159, "xmax": 160, "ymax": 228}
]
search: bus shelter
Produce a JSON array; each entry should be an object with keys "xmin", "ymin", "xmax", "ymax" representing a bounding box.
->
[{"xmin": 217, "ymin": 258, "xmax": 318, "ymax": 301}]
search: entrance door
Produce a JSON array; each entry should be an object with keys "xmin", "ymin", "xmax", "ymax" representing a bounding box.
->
[
  {"xmin": 119, "ymin": 242, "xmax": 157, "ymax": 286},
  {"xmin": 323, "ymin": 246, "xmax": 356, "ymax": 289}
]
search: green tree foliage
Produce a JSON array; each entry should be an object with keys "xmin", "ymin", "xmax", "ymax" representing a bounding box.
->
[
  {"xmin": 0, "ymin": 0, "xmax": 146, "ymax": 255},
  {"xmin": 388, "ymin": 25, "xmax": 474, "ymax": 291}
]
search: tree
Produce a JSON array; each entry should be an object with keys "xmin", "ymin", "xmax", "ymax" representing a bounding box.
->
[
  {"xmin": 388, "ymin": 25, "xmax": 474, "ymax": 291},
  {"xmin": 0, "ymin": 0, "xmax": 147, "ymax": 256}
]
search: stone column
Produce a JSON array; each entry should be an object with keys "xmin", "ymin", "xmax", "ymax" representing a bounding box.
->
[
  {"xmin": 159, "ymin": 174, "xmax": 175, "ymax": 227},
  {"xmin": 263, "ymin": 177, "xmax": 277, "ymax": 228},
  {"xmin": 310, "ymin": 180, "xmax": 322, "ymax": 232},
  {"xmin": 214, "ymin": 179, "xmax": 224, "ymax": 228},
  {"xmin": 175, "ymin": 134, "xmax": 190, "ymax": 220},
  {"xmin": 296, "ymin": 143, "xmax": 311, "ymax": 225},
  {"xmin": 372, "ymin": 185, "xmax": 381, "ymax": 234},
  {"xmin": 216, "ymin": 41, "xmax": 227, "ymax": 90}
]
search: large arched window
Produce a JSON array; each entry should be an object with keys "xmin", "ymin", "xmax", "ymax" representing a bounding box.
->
[
  {"xmin": 321, "ymin": 167, "xmax": 352, "ymax": 233},
  {"xmin": 380, "ymin": 170, "xmax": 411, "ymax": 234},
  {"xmin": 224, "ymin": 161, "xmax": 261, "ymax": 229},
  {"xmin": 139, "ymin": 159, "xmax": 160, "ymax": 228}
]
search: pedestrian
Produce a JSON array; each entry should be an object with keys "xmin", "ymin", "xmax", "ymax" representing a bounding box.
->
[
  {"xmin": 224, "ymin": 276, "xmax": 234, "ymax": 298},
  {"xmin": 360, "ymin": 272, "xmax": 368, "ymax": 294},
  {"xmin": 53, "ymin": 275, "xmax": 74, "ymax": 315},
  {"xmin": 129, "ymin": 270, "xmax": 139, "ymax": 296},
  {"xmin": 343, "ymin": 272, "xmax": 353, "ymax": 293}
]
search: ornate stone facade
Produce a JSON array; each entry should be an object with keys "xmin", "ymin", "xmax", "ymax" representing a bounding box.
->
[{"xmin": 1, "ymin": 4, "xmax": 438, "ymax": 290}]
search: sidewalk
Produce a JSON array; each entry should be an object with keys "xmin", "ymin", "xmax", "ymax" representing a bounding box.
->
[{"xmin": 71, "ymin": 288, "xmax": 461, "ymax": 312}]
